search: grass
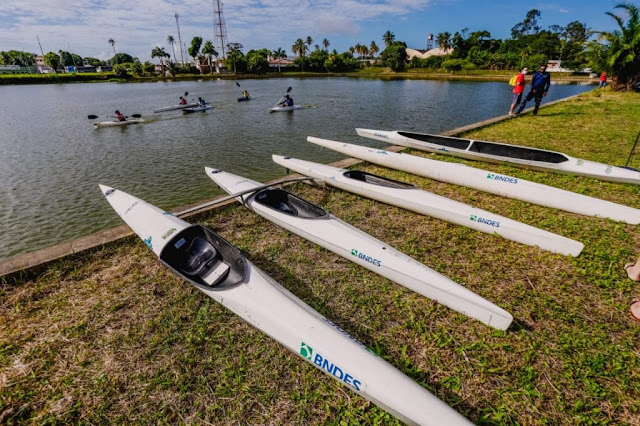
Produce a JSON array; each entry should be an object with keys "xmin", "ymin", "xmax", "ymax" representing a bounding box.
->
[{"xmin": 1, "ymin": 89, "xmax": 640, "ymax": 424}]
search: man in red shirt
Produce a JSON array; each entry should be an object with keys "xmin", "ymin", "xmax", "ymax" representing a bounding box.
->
[
  {"xmin": 509, "ymin": 66, "xmax": 528, "ymax": 116},
  {"xmin": 599, "ymin": 72, "xmax": 607, "ymax": 88}
]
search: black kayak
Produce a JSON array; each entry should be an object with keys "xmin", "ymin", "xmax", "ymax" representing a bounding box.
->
[{"xmin": 237, "ymin": 97, "xmax": 251, "ymax": 102}]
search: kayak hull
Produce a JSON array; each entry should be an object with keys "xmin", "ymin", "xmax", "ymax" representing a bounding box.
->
[
  {"xmin": 237, "ymin": 97, "xmax": 252, "ymax": 102},
  {"xmin": 94, "ymin": 119, "xmax": 144, "ymax": 128},
  {"xmin": 153, "ymin": 103, "xmax": 198, "ymax": 112},
  {"xmin": 206, "ymin": 168, "xmax": 513, "ymax": 330},
  {"xmin": 269, "ymin": 105, "xmax": 302, "ymax": 112},
  {"xmin": 183, "ymin": 105, "xmax": 212, "ymax": 113},
  {"xmin": 306, "ymin": 137, "xmax": 640, "ymax": 225},
  {"xmin": 272, "ymin": 154, "xmax": 584, "ymax": 257},
  {"xmin": 99, "ymin": 184, "xmax": 471, "ymax": 425},
  {"xmin": 356, "ymin": 128, "xmax": 640, "ymax": 186}
]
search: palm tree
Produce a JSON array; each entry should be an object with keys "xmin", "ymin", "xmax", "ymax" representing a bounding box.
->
[
  {"xmin": 201, "ymin": 40, "xmax": 218, "ymax": 74},
  {"xmin": 306, "ymin": 36, "xmax": 313, "ymax": 49},
  {"xmin": 272, "ymin": 48, "xmax": 286, "ymax": 73},
  {"xmin": 348, "ymin": 46, "xmax": 355, "ymax": 57},
  {"xmin": 108, "ymin": 38, "xmax": 116, "ymax": 56},
  {"xmin": 436, "ymin": 32, "xmax": 452, "ymax": 51},
  {"xmin": 370, "ymin": 41, "xmax": 379, "ymax": 58},
  {"xmin": 596, "ymin": 2, "xmax": 640, "ymax": 89},
  {"xmin": 292, "ymin": 38, "xmax": 307, "ymax": 72},
  {"xmin": 383, "ymin": 31, "xmax": 395, "ymax": 47},
  {"xmin": 167, "ymin": 35, "xmax": 177, "ymax": 63},
  {"xmin": 314, "ymin": 44, "xmax": 320, "ymax": 51},
  {"xmin": 151, "ymin": 46, "xmax": 170, "ymax": 74},
  {"xmin": 322, "ymin": 38, "xmax": 330, "ymax": 51}
]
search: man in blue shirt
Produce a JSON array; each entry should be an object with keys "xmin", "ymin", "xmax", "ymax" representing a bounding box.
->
[{"xmin": 515, "ymin": 65, "xmax": 551, "ymax": 116}]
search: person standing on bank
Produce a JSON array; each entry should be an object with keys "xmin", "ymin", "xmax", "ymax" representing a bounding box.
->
[
  {"xmin": 599, "ymin": 71, "xmax": 607, "ymax": 88},
  {"xmin": 515, "ymin": 64, "xmax": 551, "ymax": 116},
  {"xmin": 509, "ymin": 67, "xmax": 528, "ymax": 116}
]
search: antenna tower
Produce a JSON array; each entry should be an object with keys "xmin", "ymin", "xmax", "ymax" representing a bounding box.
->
[
  {"xmin": 426, "ymin": 34, "xmax": 434, "ymax": 50},
  {"xmin": 212, "ymin": 0, "xmax": 229, "ymax": 58},
  {"xmin": 175, "ymin": 12, "xmax": 185, "ymax": 64}
]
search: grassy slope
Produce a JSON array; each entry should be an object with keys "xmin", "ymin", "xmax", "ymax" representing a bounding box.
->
[{"xmin": 1, "ymin": 89, "xmax": 639, "ymax": 424}]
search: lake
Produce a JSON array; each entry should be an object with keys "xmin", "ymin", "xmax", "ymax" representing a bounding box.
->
[{"xmin": 0, "ymin": 77, "xmax": 592, "ymax": 259}]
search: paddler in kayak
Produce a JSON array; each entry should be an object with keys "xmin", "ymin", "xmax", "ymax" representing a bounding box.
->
[
  {"xmin": 278, "ymin": 94, "xmax": 293, "ymax": 107},
  {"xmin": 114, "ymin": 110, "xmax": 126, "ymax": 121},
  {"xmin": 197, "ymin": 97, "xmax": 206, "ymax": 107},
  {"xmin": 179, "ymin": 96, "xmax": 187, "ymax": 105},
  {"xmin": 241, "ymin": 90, "xmax": 250, "ymax": 99}
]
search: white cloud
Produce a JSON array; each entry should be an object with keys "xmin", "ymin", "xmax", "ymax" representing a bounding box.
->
[{"xmin": 0, "ymin": 0, "xmax": 433, "ymax": 61}]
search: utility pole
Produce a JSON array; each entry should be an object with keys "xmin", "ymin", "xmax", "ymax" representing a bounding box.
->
[
  {"xmin": 175, "ymin": 12, "xmax": 185, "ymax": 65},
  {"xmin": 212, "ymin": 0, "xmax": 228, "ymax": 59}
]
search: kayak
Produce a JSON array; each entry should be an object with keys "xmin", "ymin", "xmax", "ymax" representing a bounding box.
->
[
  {"xmin": 183, "ymin": 105, "xmax": 212, "ymax": 113},
  {"xmin": 153, "ymin": 103, "xmax": 198, "ymax": 113},
  {"xmin": 270, "ymin": 156, "xmax": 583, "ymax": 257},
  {"xmin": 305, "ymin": 137, "xmax": 640, "ymax": 225},
  {"xmin": 269, "ymin": 105, "xmax": 302, "ymax": 112},
  {"xmin": 99, "ymin": 184, "xmax": 472, "ymax": 425},
  {"xmin": 205, "ymin": 167, "xmax": 513, "ymax": 330},
  {"xmin": 356, "ymin": 128, "xmax": 640, "ymax": 185},
  {"xmin": 237, "ymin": 97, "xmax": 251, "ymax": 102},
  {"xmin": 93, "ymin": 118, "xmax": 144, "ymax": 128}
]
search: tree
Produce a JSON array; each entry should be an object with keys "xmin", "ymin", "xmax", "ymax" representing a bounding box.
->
[
  {"xmin": 306, "ymin": 35, "xmax": 313, "ymax": 49},
  {"xmin": 188, "ymin": 36, "xmax": 203, "ymax": 69},
  {"xmin": 201, "ymin": 41, "xmax": 218, "ymax": 74},
  {"xmin": 272, "ymin": 47, "xmax": 287, "ymax": 72},
  {"xmin": 511, "ymin": 9, "xmax": 541, "ymax": 39},
  {"xmin": 436, "ymin": 32, "xmax": 452, "ymax": 50},
  {"xmin": 246, "ymin": 49, "xmax": 270, "ymax": 74},
  {"xmin": 595, "ymin": 2, "xmax": 640, "ymax": 89},
  {"xmin": 110, "ymin": 53, "xmax": 133, "ymax": 65},
  {"xmin": 151, "ymin": 46, "xmax": 170, "ymax": 74},
  {"xmin": 108, "ymin": 38, "xmax": 116, "ymax": 57},
  {"xmin": 113, "ymin": 63, "xmax": 128, "ymax": 78},
  {"xmin": 167, "ymin": 35, "xmax": 177, "ymax": 63},
  {"xmin": 380, "ymin": 42, "xmax": 408, "ymax": 71},
  {"xmin": 83, "ymin": 57, "xmax": 105, "ymax": 67},
  {"xmin": 369, "ymin": 41, "xmax": 379, "ymax": 58},
  {"xmin": 292, "ymin": 38, "xmax": 308, "ymax": 71},
  {"xmin": 43, "ymin": 52, "xmax": 61, "ymax": 72},
  {"xmin": 383, "ymin": 30, "xmax": 395, "ymax": 47},
  {"xmin": 322, "ymin": 38, "xmax": 330, "ymax": 51},
  {"xmin": 226, "ymin": 43, "xmax": 245, "ymax": 74},
  {"xmin": 307, "ymin": 49, "xmax": 329, "ymax": 72}
]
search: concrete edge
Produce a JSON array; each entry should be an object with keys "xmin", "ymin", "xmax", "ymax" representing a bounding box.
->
[{"xmin": 0, "ymin": 91, "xmax": 588, "ymax": 280}]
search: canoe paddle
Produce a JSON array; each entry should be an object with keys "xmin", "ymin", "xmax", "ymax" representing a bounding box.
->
[
  {"xmin": 624, "ymin": 129, "xmax": 640, "ymax": 168},
  {"xmin": 273, "ymin": 87, "xmax": 292, "ymax": 108},
  {"xmin": 88, "ymin": 114, "xmax": 141, "ymax": 119}
]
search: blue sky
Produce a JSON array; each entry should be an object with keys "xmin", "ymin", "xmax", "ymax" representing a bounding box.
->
[{"xmin": 0, "ymin": 0, "xmax": 625, "ymax": 62}]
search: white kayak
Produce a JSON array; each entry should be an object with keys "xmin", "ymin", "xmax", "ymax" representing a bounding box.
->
[
  {"xmin": 205, "ymin": 167, "xmax": 512, "ymax": 330},
  {"xmin": 271, "ymin": 156, "xmax": 583, "ymax": 257},
  {"xmin": 153, "ymin": 103, "xmax": 198, "ymax": 113},
  {"xmin": 99, "ymin": 184, "xmax": 472, "ymax": 425},
  {"xmin": 306, "ymin": 137, "xmax": 640, "ymax": 225},
  {"xmin": 93, "ymin": 118, "xmax": 144, "ymax": 128},
  {"xmin": 269, "ymin": 105, "xmax": 303, "ymax": 112},
  {"xmin": 183, "ymin": 105, "xmax": 212, "ymax": 113},
  {"xmin": 356, "ymin": 128, "xmax": 640, "ymax": 186}
]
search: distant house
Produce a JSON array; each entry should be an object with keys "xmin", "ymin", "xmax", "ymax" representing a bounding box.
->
[
  {"xmin": 545, "ymin": 60, "xmax": 576, "ymax": 72},
  {"xmin": 97, "ymin": 66, "xmax": 113, "ymax": 72},
  {"xmin": 65, "ymin": 65, "xmax": 97, "ymax": 73},
  {"xmin": 268, "ymin": 56, "xmax": 296, "ymax": 70},
  {"xmin": 0, "ymin": 65, "xmax": 34, "ymax": 74},
  {"xmin": 406, "ymin": 47, "xmax": 453, "ymax": 60}
]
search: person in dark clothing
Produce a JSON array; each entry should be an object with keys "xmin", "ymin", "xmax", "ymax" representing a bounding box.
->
[{"xmin": 515, "ymin": 65, "xmax": 551, "ymax": 116}]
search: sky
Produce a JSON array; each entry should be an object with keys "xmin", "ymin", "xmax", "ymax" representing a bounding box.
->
[{"xmin": 0, "ymin": 0, "xmax": 626, "ymax": 63}]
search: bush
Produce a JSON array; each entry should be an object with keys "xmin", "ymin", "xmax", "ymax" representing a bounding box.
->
[
  {"xmin": 442, "ymin": 59, "xmax": 473, "ymax": 72},
  {"xmin": 380, "ymin": 44, "xmax": 408, "ymax": 72},
  {"xmin": 113, "ymin": 63, "xmax": 129, "ymax": 78}
]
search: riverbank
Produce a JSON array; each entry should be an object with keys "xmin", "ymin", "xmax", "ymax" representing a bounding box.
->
[
  {"xmin": 0, "ymin": 68, "xmax": 597, "ymax": 85},
  {"xmin": 1, "ymin": 89, "xmax": 639, "ymax": 423}
]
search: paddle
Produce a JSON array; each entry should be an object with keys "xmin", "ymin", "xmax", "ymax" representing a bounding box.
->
[
  {"xmin": 273, "ymin": 87, "xmax": 292, "ymax": 108},
  {"xmin": 235, "ymin": 82, "xmax": 241, "ymax": 87},
  {"xmin": 624, "ymin": 129, "xmax": 640, "ymax": 168},
  {"xmin": 88, "ymin": 114, "xmax": 141, "ymax": 119}
]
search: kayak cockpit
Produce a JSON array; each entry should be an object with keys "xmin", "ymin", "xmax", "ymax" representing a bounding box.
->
[
  {"xmin": 398, "ymin": 132, "xmax": 470, "ymax": 150},
  {"xmin": 254, "ymin": 189, "xmax": 328, "ymax": 219},
  {"xmin": 343, "ymin": 170, "xmax": 415, "ymax": 189},
  {"xmin": 469, "ymin": 141, "xmax": 569, "ymax": 163},
  {"xmin": 160, "ymin": 225, "xmax": 247, "ymax": 290}
]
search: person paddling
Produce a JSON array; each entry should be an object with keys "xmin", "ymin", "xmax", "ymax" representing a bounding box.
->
[
  {"xmin": 198, "ymin": 97, "xmax": 206, "ymax": 107},
  {"xmin": 242, "ymin": 90, "xmax": 250, "ymax": 99},
  {"xmin": 114, "ymin": 110, "xmax": 126, "ymax": 121},
  {"xmin": 279, "ymin": 94, "xmax": 293, "ymax": 107},
  {"xmin": 179, "ymin": 96, "xmax": 187, "ymax": 105}
]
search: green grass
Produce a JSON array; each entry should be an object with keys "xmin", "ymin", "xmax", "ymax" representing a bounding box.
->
[{"xmin": 1, "ymin": 89, "xmax": 640, "ymax": 423}]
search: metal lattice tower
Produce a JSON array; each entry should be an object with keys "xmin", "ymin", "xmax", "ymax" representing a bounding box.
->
[
  {"xmin": 175, "ymin": 12, "xmax": 185, "ymax": 64},
  {"xmin": 212, "ymin": 0, "xmax": 228, "ymax": 58}
]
